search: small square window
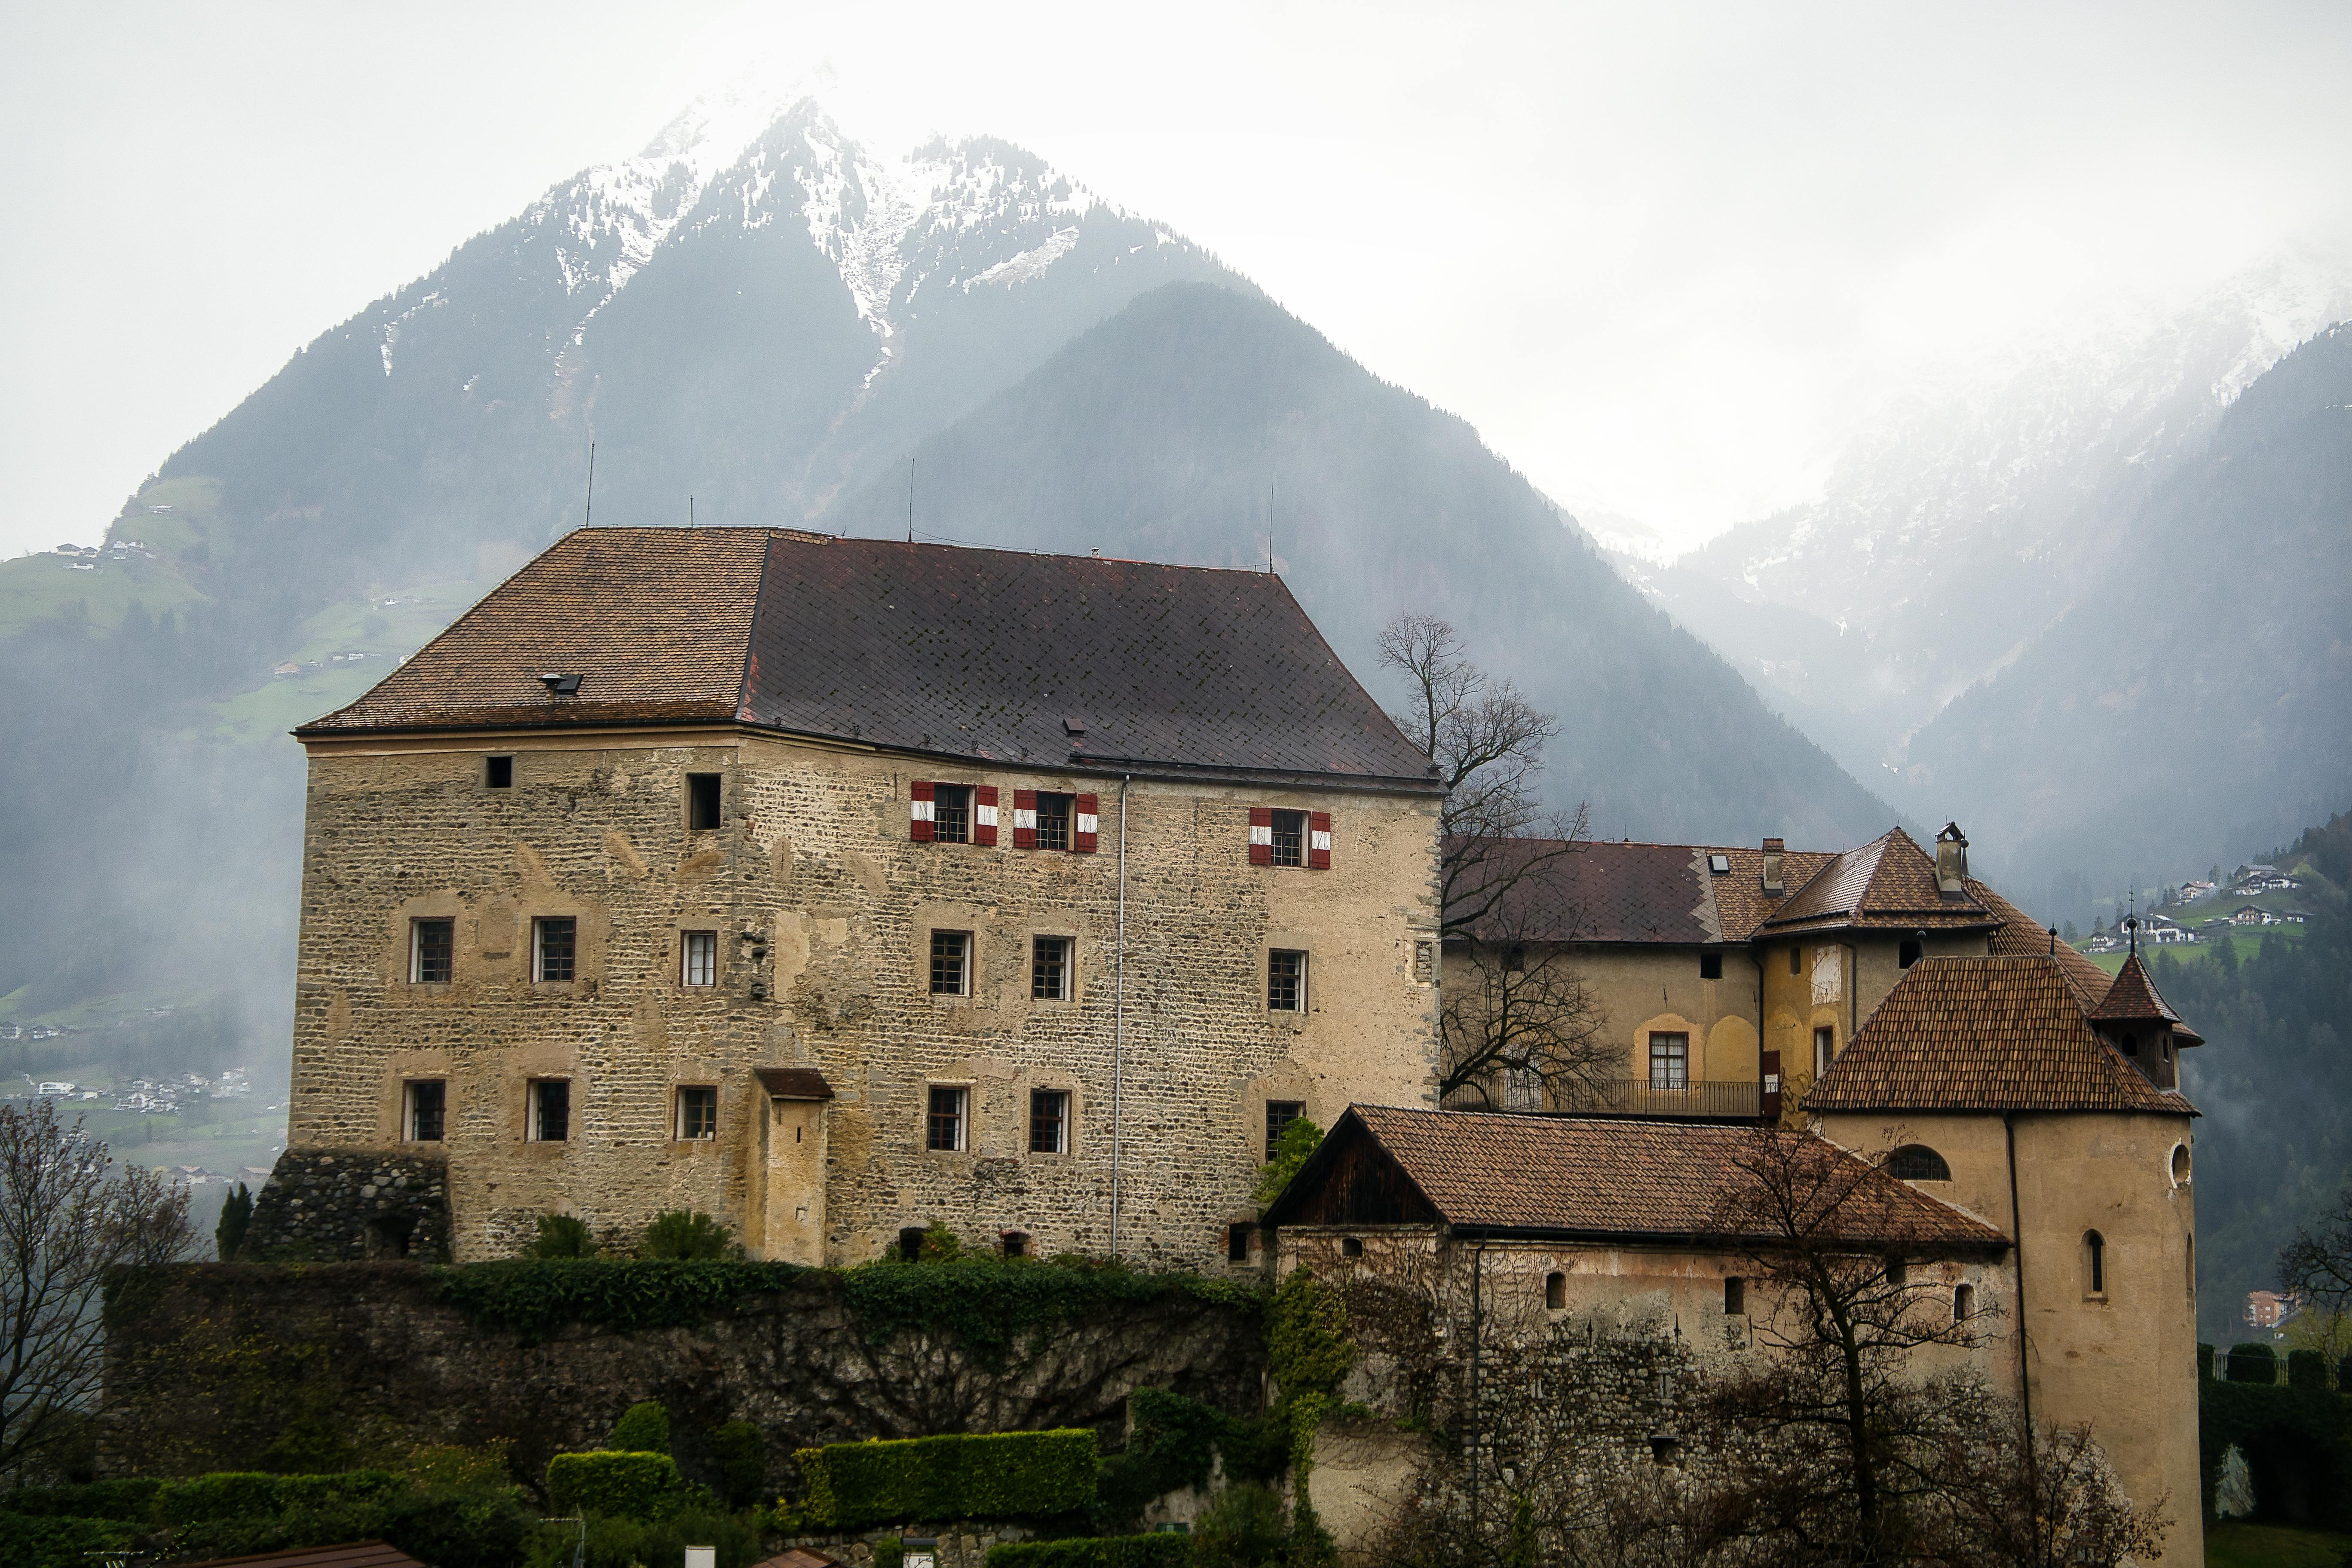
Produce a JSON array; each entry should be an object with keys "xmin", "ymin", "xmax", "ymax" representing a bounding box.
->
[
  {"xmin": 933, "ymin": 784, "xmax": 973, "ymax": 844},
  {"xmin": 412, "ymin": 918, "xmax": 454, "ymax": 984},
  {"xmin": 486, "ymin": 755, "xmax": 513, "ymax": 789},
  {"xmin": 928, "ymin": 1084, "xmax": 968, "ymax": 1152},
  {"xmin": 1270, "ymin": 809, "xmax": 1307, "ymax": 867},
  {"xmin": 1649, "ymin": 1032, "xmax": 1689, "ymax": 1090},
  {"xmin": 931, "ymin": 931, "xmax": 971, "ymax": 996},
  {"xmin": 405, "ymin": 1080, "xmax": 445, "ymax": 1142},
  {"xmin": 1699, "ymin": 952, "xmax": 1722, "ymax": 981},
  {"xmin": 682, "ymin": 931, "xmax": 718, "ymax": 987},
  {"xmin": 1035, "ymin": 793, "xmax": 1073, "ymax": 852},
  {"xmin": 1268, "ymin": 949, "xmax": 1307, "ymax": 1012},
  {"xmin": 528, "ymin": 1078, "xmax": 570, "ymax": 1142},
  {"xmin": 1265, "ymin": 1099, "xmax": 1305, "ymax": 1161},
  {"xmin": 1228, "ymin": 1222, "xmax": 1253, "ymax": 1263},
  {"xmin": 534, "ymin": 917, "xmax": 576, "ymax": 983},
  {"xmin": 676, "ymin": 1085, "xmax": 718, "ymax": 1140},
  {"xmin": 1030, "ymin": 1088, "xmax": 1069, "ymax": 1154},
  {"xmin": 1032, "ymin": 936, "xmax": 1071, "ymax": 1001},
  {"xmin": 687, "ymin": 773, "xmax": 721, "ymax": 830}
]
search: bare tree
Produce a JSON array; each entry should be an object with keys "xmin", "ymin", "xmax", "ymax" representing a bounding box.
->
[
  {"xmin": 0, "ymin": 1099, "xmax": 191, "ymax": 1479},
  {"xmin": 1436, "ymin": 915, "xmax": 1611, "ymax": 1109},
  {"xmin": 2280, "ymin": 1181, "xmax": 2352, "ymax": 1344}
]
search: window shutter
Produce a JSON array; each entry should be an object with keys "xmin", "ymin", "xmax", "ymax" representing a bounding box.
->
[
  {"xmin": 910, "ymin": 780, "xmax": 935, "ymax": 842},
  {"xmin": 1761, "ymin": 1050, "xmax": 1782, "ymax": 1121},
  {"xmin": 1248, "ymin": 806, "xmax": 1274, "ymax": 866},
  {"xmin": 973, "ymin": 785, "xmax": 999, "ymax": 846},
  {"xmin": 1074, "ymin": 793, "xmax": 1099, "ymax": 854},
  {"xmin": 1309, "ymin": 811, "xmax": 1332, "ymax": 870},
  {"xmin": 1012, "ymin": 789, "xmax": 1038, "ymax": 850}
]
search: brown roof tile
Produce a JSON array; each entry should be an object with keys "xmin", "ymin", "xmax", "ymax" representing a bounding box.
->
[
  {"xmin": 1760, "ymin": 827, "xmax": 1995, "ymax": 935},
  {"xmin": 1267, "ymin": 1104, "xmax": 2006, "ymax": 1252},
  {"xmin": 1973, "ymin": 880, "xmax": 2113, "ymax": 1008},
  {"xmin": 181, "ymin": 1543, "xmax": 427, "ymax": 1568},
  {"xmin": 1807, "ymin": 956, "xmax": 2193, "ymax": 1115},
  {"xmin": 300, "ymin": 530, "xmax": 1437, "ymax": 790}
]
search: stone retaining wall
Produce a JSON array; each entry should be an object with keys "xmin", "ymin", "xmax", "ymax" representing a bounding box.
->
[{"xmin": 242, "ymin": 1148, "xmax": 452, "ymax": 1261}]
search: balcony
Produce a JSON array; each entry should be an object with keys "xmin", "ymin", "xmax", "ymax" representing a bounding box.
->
[{"xmin": 1556, "ymin": 1078, "xmax": 1765, "ymax": 1122}]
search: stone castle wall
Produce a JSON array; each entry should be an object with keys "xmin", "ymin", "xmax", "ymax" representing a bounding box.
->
[{"xmin": 239, "ymin": 1148, "xmax": 452, "ymax": 1261}]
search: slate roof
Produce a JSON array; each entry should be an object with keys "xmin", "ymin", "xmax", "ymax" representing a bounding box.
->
[
  {"xmin": 1265, "ymin": 1104, "xmax": 2008, "ymax": 1252},
  {"xmin": 1807, "ymin": 956, "xmax": 2194, "ymax": 1115},
  {"xmin": 298, "ymin": 529, "xmax": 1440, "ymax": 790},
  {"xmin": 1455, "ymin": 838, "xmax": 1838, "ymax": 945},
  {"xmin": 1757, "ymin": 827, "xmax": 1996, "ymax": 936}
]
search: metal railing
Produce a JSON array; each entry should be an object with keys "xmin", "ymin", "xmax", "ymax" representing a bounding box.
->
[{"xmin": 1558, "ymin": 1078, "xmax": 1764, "ymax": 1121}]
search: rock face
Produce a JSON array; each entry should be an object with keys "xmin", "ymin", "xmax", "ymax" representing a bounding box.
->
[
  {"xmin": 99, "ymin": 1262, "xmax": 1265, "ymax": 1488},
  {"xmin": 240, "ymin": 1148, "xmax": 452, "ymax": 1261}
]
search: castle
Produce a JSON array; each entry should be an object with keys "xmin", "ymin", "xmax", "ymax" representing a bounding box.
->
[{"xmin": 253, "ymin": 526, "xmax": 2200, "ymax": 1557}]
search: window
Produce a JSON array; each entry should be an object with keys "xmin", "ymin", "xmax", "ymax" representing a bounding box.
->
[
  {"xmin": 1035, "ymin": 792, "xmax": 1073, "ymax": 851},
  {"xmin": 2119, "ymin": 1031, "xmax": 2139, "ymax": 1057},
  {"xmin": 1032, "ymin": 936, "xmax": 1071, "ymax": 1001},
  {"xmin": 898, "ymin": 1226, "xmax": 927, "ymax": 1261},
  {"xmin": 1724, "ymin": 1277, "xmax": 1746, "ymax": 1315},
  {"xmin": 687, "ymin": 773, "xmax": 721, "ymax": 830},
  {"xmin": 1700, "ymin": 952, "xmax": 1723, "ymax": 980},
  {"xmin": 1954, "ymin": 1283, "xmax": 1976, "ymax": 1322},
  {"xmin": 405, "ymin": 1080, "xmax": 445, "ymax": 1142},
  {"xmin": 411, "ymin": 918, "xmax": 454, "ymax": 983},
  {"xmin": 1001, "ymin": 1231, "xmax": 1029, "ymax": 1258},
  {"xmin": 1268, "ymin": 949, "xmax": 1308, "ymax": 1012},
  {"xmin": 1884, "ymin": 1257, "xmax": 1908, "ymax": 1286},
  {"xmin": 1545, "ymin": 1271, "xmax": 1567, "ymax": 1310},
  {"xmin": 1708, "ymin": 853, "xmax": 1730, "ymax": 874},
  {"xmin": 1228, "ymin": 1222, "xmax": 1253, "ymax": 1263},
  {"xmin": 676, "ymin": 1085, "xmax": 718, "ymax": 1140},
  {"xmin": 1813, "ymin": 1025, "xmax": 1835, "ymax": 1077},
  {"xmin": 682, "ymin": 931, "xmax": 718, "ymax": 987},
  {"xmin": 1029, "ymin": 1088, "xmax": 1069, "ymax": 1154},
  {"xmin": 1265, "ymin": 1100, "xmax": 1305, "ymax": 1160},
  {"xmin": 1789, "ymin": 944, "xmax": 1801, "ymax": 975},
  {"xmin": 1341, "ymin": 1236, "xmax": 1364, "ymax": 1258},
  {"xmin": 1886, "ymin": 1144, "xmax": 1952, "ymax": 1181},
  {"xmin": 1505, "ymin": 946, "xmax": 1527, "ymax": 974},
  {"xmin": 1270, "ymin": 809, "xmax": 1307, "ymax": 867},
  {"xmin": 1648, "ymin": 1032, "xmax": 1689, "ymax": 1090},
  {"xmin": 2085, "ymin": 1230, "xmax": 2106, "ymax": 1295},
  {"xmin": 927, "ymin": 1085, "xmax": 968, "ymax": 1152},
  {"xmin": 486, "ymin": 755, "xmax": 513, "ymax": 789},
  {"xmin": 528, "ymin": 1078, "xmax": 570, "ymax": 1142},
  {"xmin": 932, "ymin": 784, "xmax": 973, "ymax": 844},
  {"xmin": 1899, "ymin": 937, "xmax": 1923, "ymax": 968},
  {"xmin": 930, "ymin": 931, "xmax": 971, "ymax": 996},
  {"xmin": 2171, "ymin": 1144, "xmax": 2191, "ymax": 1185},
  {"xmin": 534, "ymin": 918, "xmax": 577, "ymax": 982}
]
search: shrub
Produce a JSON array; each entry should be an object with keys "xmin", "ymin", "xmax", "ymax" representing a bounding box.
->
[
  {"xmin": 0, "ymin": 1477, "xmax": 161, "ymax": 1520},
  {"xmin": 167, "ymin": 1485, "xmax": 536, "ymax": 1568},
  {"xmin": 1095, "ymin": 1388, "xmax": 1288, "ymax": 1528},
  {"xmin": 0, "ymin": 1511, "xmax": 136, "ymax": 1568},
  {"xmin": 608, "ymin": 1399, "xmax": 672, "ymax": 1455},
  {"xmin": 401, "ymin": 1439, "xmax": 516, "ymax": 1491},
  {"xmin": 429, "ymin": 1258, "xmax": 805, "ymax": 1338},
  {"xmin": 796, "ymin": 1430, "xmax": 1098, "ymax": 1528},
  {"xmin": 986, "ymin": 1534, "xmax": 1194, "ymax": 1568},
  {"xmin": 2288, "ymin": 1348, "xmax": 2330, "ymax": 1389},
  {"xmin": 546, "ymin": 1452, "xmax": 686, "ymax": 1520},
  {"xmin": 527, "ymin": 1213, "xmax": 595, "ymax": 1259},
  {"xmin": 919, "ymin": 1219, "xmax": 965, "ymax": 1262},
  {"xmin": 642, "ymin": 1209, "xmax": 735, "ymax": 1260},
  {"xmin": 216, "ymin": 1181, "xmax": 254, "ymax": 1259},
  {"xmin": 709, "ymin": 1418, "xmax": 768, "ymax": 1510},
  {"xmin": 1191, "ymin": 1482, "xmax": 1290, "ymax": 1568},
  {"xmin": 2225, "ymin": 1342, "xmax": 2279, "ymax": 1384},
  {"xmin": 1253, "ymin": 1118, "xmax": 1323, "ymax": 1205},
  {"xmin": 1268, "ymin": 1267, "xmax": 1352, "ymax": 1397},
  {"xmin": 155, "ymin": 1470, "xmax": 401, "ymax": 1525}
]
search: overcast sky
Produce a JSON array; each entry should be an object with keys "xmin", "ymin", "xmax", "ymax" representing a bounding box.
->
[{"xmin": 4, "ymin": 1, "xmax": 2349, "ymax": 561}]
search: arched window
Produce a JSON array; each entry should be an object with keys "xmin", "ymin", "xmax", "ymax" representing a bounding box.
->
[
  {"xmin": 1545, "ymin": 1271, "xmax": 1566, "ymax": 1310},
  {"xmin": 1954, "ymin": 1283, "xmax": 1975, "ymax": 1322},
  {"xmin": 1886, "ymin": 1145, "xmax": 1951, "ymax": 1181},
  {"xmin": 2171, "ymin": 1144, "xmax": 2191, "ymax": 1185},
  {"xmin": 2085, "ymin": 1231, "xmax": 2106, "ymax": 1295},
  {"xmin": 1341, "ymin": 1236, "xmax": 1364, "ymax": 1258}
]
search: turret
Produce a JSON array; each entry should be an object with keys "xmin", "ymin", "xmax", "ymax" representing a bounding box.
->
[{"xmin": 2089, "ymin": 949, "xmax": 2201, "ymax": 1091}]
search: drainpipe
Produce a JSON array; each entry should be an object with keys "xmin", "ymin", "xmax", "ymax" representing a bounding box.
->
[
  {"xmin": 1111, "ymin": 774, "xmax": 1131, "ymax": 1259},
  {"xmin": 2004, "ymin": 1113, "xmax": 2036, "ymax": 1475}
]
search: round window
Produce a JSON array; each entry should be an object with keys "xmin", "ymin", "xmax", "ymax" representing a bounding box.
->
[{"xmin": 2171, "ymin": 1144, "xmax": 2191, "ymax": 1185}]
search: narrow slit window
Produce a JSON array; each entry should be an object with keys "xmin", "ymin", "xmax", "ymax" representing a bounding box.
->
[
  {"xmin": 1265, "ymin": 1099, "xmax": 1304, "ymax": 1160},
  {"xmin": 1648, "ymin": 1032, "xmax": 1689, "ymax": 1090},
  {"xmin": 1813, "ymin": 1025, "xmax": 1835, "ymax": 1077},
  {"xmin": 932, "ymin": 784, "xmax": 973, "ymax": 844},
  {"xmin": 485, "ymin": 755, "xmax": 513, "ymax": 789},
  {"xmin": 1032, "ymin": 936, "xmax": 1071, "ymax": 1000},
  {"xmin": 1790, "ymin": 945, "xmax": 1802, "ymax": 975},
  {"xmin": 411, "ymin": 918, "xmax": 454, "ymax": 984},
  {"xmin": 681, "ymin": 931, "xmax": 718, "ymax": 988},
  {"xmin": 676, "ymin": 1085, "xmax": 718, "ymax": 1140},
  {"xmin": 2086, "ymin": 1231, "xmax": 2105, "ymax": 1295},
  {"xmin": 534, "ymin": 917, "xmax": 576, "ymax": 983},
  {"xmin": 1035, "ymin": 792, "xmax": 1073, "ymax": 852},
  {"xmin": 528, "ymin": 1078, "xmax": 570, "ymax": 1142},
  {"xmin": 1228, "ymin": 1222, "xmax": 1252, "ymax": 1263},
  {"xmin": 1029, "ymin": 1088, "xmax": 1069, "ymax": 1154},
  {"xmin": 927, "ymin": 1085, "xmax": 968, "ymax": 1152},
  {"xmin": 931, "ymin": 931, "xmax": 971, "ymax": 996},
  {"xmin": 1724, "ymin": 1277, "xmax": 1745, "ymax": 1315},
  {"xmin": 1270, "ymin": 809, "xmax": 1307, "ymax": 867},
  {"xmin": 1954, "ymin": 1283, "xmax": 1975, "ymax": 1321},
  {"xmin": 686, "ymin": 773, "xmax": 721, "ymax": 830},
  {"xmin": 1545, "ymin": 1271, "xmax": 1566, "ymax": 1310},
  {"xmin": 405, "ymin": 1080, "xmax": 445, "ymax": 1142},
  {"xmin": 1268, "ymin": 949, "xmax": 1308, "ymax": 1012}
]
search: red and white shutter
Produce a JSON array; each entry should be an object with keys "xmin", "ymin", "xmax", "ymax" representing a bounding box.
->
[
  {"xmin": 974, "ymin": 785, "xmax": 999, "ymax": 847},
  {"xmin": 910, "ymin": 780, "xmax": 935, "ymax": 842},
  {"xmin": 1073, "ymin": 793, "xmax": 1099, "ymax": 854},
  {"xmin": 1761, "ymin": 1050, "xmax": 1782, "ymax": 1121},
  {"xmin": 1012, "ymin": 789, "xmax": 1038, "ymax": 849},
  {"xmin": 1309, "ymin": 811, "xmax": 1332, "ymax": 870},
  {"xmin": 1248, "ymin": 806, "xmax": 1274, "ymax": 866}
]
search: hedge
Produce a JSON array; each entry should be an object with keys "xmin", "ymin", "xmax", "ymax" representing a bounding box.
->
[
  {"xmin": 0, "ymin": 1477, "xmax": 162, "ymax": 1520},
  {"xmin": 2287, "ymin": 1348, "xmax": 2329, "ymax": 1390},
  {"xmin": 986, "ymin": 1534, "xmax": 1194, "ymax": 1568},
  {"xmin": 0, "ymin": 1511, "xmax": 137, "ymax": 1568},
  {"xmin": 155, "ymin": 1470, "xmax": 401, "ymax": 1525},
  {"xmin": 547, "ymin": 1452, "xmax": 687, "ymax": 1520},
  {"xmin": 2199, "ymin": 1380, "xmax": 2352, "ymax": 1528},
  {"xmin": 796, "ymin": 1430, "xmax": 1098, "ymax": 1528},
  {"xmin": 2226, "ymin": 1342, "xmax": 2278, "ymax": 1384}
]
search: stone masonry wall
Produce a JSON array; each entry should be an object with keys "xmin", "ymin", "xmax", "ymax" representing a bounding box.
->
[{"xmin": 240, "ymin": 1148, "xmax": 451, "ymax": 1260}]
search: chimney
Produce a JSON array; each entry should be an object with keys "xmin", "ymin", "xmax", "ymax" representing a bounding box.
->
[
  {"xmin": 1936, "ymin": 823, "xmax": 1969, "ymax": 894},
  {"xmin": 1761, "ymin": 837, "xmax": 1785, "ymax": 896}
]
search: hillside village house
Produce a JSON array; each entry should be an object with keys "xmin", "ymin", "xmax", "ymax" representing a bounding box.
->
[{"xmin": 249, "ymin": 526, "xmax": 2203, "ymax": 1559}]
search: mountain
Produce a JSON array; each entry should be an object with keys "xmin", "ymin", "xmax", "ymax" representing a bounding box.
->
[{"xmin": 820, "ymin": 282, "xmax": 1894, "ymax": 845}]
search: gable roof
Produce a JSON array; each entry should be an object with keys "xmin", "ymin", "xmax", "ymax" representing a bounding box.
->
[
  {"xmin": 1759, "ymin": 827, "xmax": 1996, "ymax": 936},
  {"xmin": 1807, "ymin": 956, "xmax": 2193, "ymax": 1115},
  {"xmin": 1262, "ymin": 1104, "xmax": 2008, "ymax": 1253},
  {"xmin": 1455, "ymin": 838, "xmax": 1841, "ymax": 945},
  {"xmin": 297, "ymin": 530, "xmax": 1440, "ymax": 790}
]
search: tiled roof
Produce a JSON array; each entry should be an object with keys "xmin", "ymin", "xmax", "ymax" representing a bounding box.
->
[
  {"xmin": 2091, "ymin": 952, "xmax": 2203, "ymax": 1046},
  {"xmin": 1267, "ymin": 1104, "xmax": 2007, "ymax": 1251},
  {"xmin": 1454, "ymin": 838, "xmax": 1839, "ymax": 945},
  {"xmin": 299, "ymin": 530, "xmax": 1439, "ymax": 789},
  {"xmin": 1760, "ymin": 827, "xmax": 1996, "ymax": 935},
  {"xmin": 1807, "ymin": 956, "xmax": 2193, "ymax": 1115},
  {"xmin": 182, "ymin": 1543, "xmax": 427, "ymax": 1568},
  {"xmin": 1973, "ymin": 880, "xmax": 2113, "ymax": 1008}
]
